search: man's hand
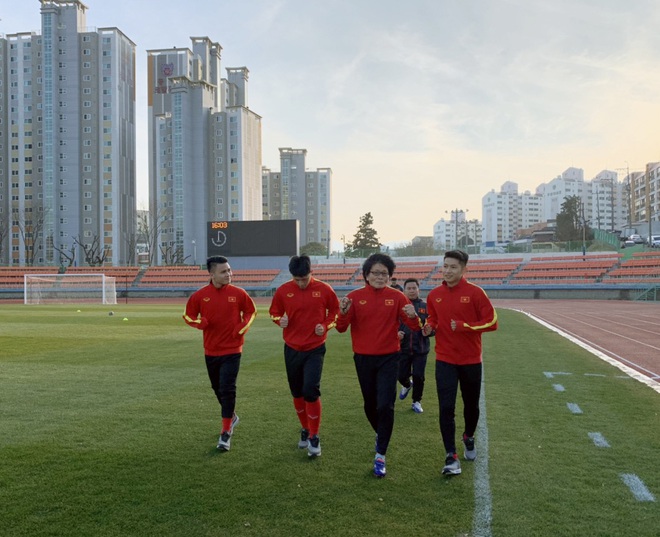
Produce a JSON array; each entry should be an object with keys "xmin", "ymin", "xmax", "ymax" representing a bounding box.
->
[
  {"xmin": 422, "ymin": 324, "xmax": 433, "ymax": 336},
  {"xmin": 339, "ymin": 297, "xmax": 352, "ymax": 315},
  {"xmin": 315, "ymin": 324, "xmax": 325, "ymax": 336},
  {"xmin": 280, "ymin": 313, "xmax": 289, "ymax": 328},
  {"xmin": 402, "ymin": 304, "xmax": 417, "ymax": 319},
  {"xmin": 397, "ymin": 330, "xmax": 404, "ymax": 340}
]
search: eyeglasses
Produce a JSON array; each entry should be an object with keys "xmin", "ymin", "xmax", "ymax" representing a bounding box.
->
[{"xmin": 369, "ymin": 271, "xmax": 389, "ymax": 277}]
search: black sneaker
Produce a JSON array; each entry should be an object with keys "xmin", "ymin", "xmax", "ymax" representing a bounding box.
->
[
  {"xmin": 307, "ymin": 435, "xmax": 321, "ymax": 457},
  {"xmin": 442, "ymin": 452, "xmax": 461, "ymax": 475},
  {"xmin": 298, "ymin": 428, "xmax": 310, "ymax": 449},
  {"xmin": 217, "ymin": 432, "xmax": 231, "ymax": 451}
]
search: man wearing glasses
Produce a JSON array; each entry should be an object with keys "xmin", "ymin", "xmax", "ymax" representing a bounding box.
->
[{"xmin": 336, "ymin": 253, "xmax": 421, "ymax": 477}]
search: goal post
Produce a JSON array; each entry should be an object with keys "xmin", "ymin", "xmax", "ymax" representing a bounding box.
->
[{"xmin": 24, "ymin": 274, "xmax": 118, "ymax": 305}]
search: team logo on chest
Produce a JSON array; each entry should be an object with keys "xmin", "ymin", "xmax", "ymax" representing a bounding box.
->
[
  {"xmin": 461, "ymin": 296, "xmax": 470, "ymax": 303},
  {"xmin": 287, "ymin": 293, "xmax": 295, "ymax": 298},
  {"xmin": 203, "ymin": 297, "xmax": 211, "ymax": 302},
  {"xmin": 359, "ymin": 300, "xmax": 367, "ymax": 305},
  {"xmin": 228, "ymin": 296, "xmax": 237, "ymax": 302},
  {"xmin": 385, "ymin": 299, "xmax": 394, "ymax": 306},
  {"xmin": 312, "ymin": 291, "xmax": 321, "ymax": 298}
]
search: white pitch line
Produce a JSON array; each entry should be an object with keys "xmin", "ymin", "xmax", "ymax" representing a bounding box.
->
[
  {"xmin": 588, "ymin": 432, "xmax": 611, "ymax": 448},
  {"xmin": 620, "ymin": 474, "xmax": 656, "ymax": 502},
  {"xmin": 512, "ymin": 310, "xmax": 660, "ymax": 395},
  {"xmin": 472, "ymin": 377, "xmax": 492, "ymax": 537},
  {"xmin": 567, "ymin": 402, "xmax": 583, "ymax": 414}
]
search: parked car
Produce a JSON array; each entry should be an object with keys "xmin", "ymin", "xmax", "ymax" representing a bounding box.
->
[
  {"xmin": 629, "ymin": 234, "xmax": 645, "ymax": 244},
  {"xmin": 649, "ymin": 235, "xmax": 660, "ymax": 248},
  {"xmin": 623, "ymin": 239, "xmax": 636, "ymax": 248}
]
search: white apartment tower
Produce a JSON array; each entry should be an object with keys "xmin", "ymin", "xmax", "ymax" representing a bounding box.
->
[
  {"xmin": 262, "ymin": 148, "xmax": 331, "ymax": 248},
  {"xmin": 147, "ymin": 38, "xmax": 262, "ymax": 264},
  {"xmin": 481, "ymin": 182, "xmax": 542, "ymax": 243},
  {"xmin": 0, "ymin": 0, "xmax": 136, "ymax": 266}
]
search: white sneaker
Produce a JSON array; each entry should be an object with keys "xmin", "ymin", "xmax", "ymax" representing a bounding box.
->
[
  {"xmin": 399, "ymin": 381, "xmax": 412, "ymax": 400},
  {"xmin": 412, "ymin": 401, "xmax": 423, "ymax": 413}
]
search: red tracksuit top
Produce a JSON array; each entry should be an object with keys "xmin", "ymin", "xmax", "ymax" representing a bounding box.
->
[
  {"xmin": 336, "ymin": 284, "xmax": 421, "ymax": 355},
  {"xmin": 269, "ymin": 277, "xmax": 340, "ymax": 352},
  {"xmin": 425, "ymin": 278, "xmax": 498, "ymax": 365},
  {"xmin": 183, "ymin": 282, "xmax": 256, "ymax": 356}
]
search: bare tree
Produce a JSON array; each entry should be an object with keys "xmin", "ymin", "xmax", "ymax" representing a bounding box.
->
[
  {"xmin": 53, "ymin": 242, "xmax": 77, "ymax": 268},
  {"xmin": 137, "ymin": 208, "xmax": 168, "ymax": 266},
  {"xmin": 74, "ymin": 235, "xmax": 109, "ymax": 266},
  {"xmin": 160, "ymin": 241, "xmax": 190, "ymax": 266},
  {"xmin": 14, "ymin": 206, "xmax": 48, "ymax": 266},
  {"xmin": 0, "ymin": 213, "xmax": 8, "ymax": 262}
]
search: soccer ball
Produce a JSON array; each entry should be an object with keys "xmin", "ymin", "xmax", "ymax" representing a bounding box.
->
[{"xmin": 108, "ymin": 311, "xmax": 114, "ymax": 316}]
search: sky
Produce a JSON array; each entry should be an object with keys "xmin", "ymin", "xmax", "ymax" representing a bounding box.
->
[{"xmin": 5, "ymin": 0, "xmax": 660, "ymax": 248}]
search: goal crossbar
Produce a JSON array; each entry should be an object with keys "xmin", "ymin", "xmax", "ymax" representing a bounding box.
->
[{"xmin": 24, "ymin": 274, "xmax": 118, "ymax": 305}]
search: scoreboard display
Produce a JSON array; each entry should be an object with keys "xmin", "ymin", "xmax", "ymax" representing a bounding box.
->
[{"xmin": 207, "ymin": 220, "xmax": 299, "ymax": 257}]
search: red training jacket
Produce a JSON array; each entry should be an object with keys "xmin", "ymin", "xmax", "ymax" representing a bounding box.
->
[
  {"xmin": 183, "ymin": 282, "xmax": 256, "ymax": 356},
  {"xmin": 425, "ymin": 277, "xmax": 498, "ymax": 365},
  {"xmin": 336, "ymin": 284, "xmax": 421, "ymax": 355},
  {"xmin": 269, "ymin": 277, "xmax": 340, "ymax": 352}
]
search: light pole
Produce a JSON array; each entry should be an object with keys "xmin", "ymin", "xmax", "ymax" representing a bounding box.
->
[
  {"xmin": 341, "ymin": 234, "xmax": 346, "ymax": 264},
  {"xmin": 192, "ymin": 239, "xmax": 197, "ymax": 266}
]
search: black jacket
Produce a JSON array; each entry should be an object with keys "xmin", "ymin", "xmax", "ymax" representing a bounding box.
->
[{"xmin": 399, "ymin": 297, "xmax": 432, "ymax": 355}]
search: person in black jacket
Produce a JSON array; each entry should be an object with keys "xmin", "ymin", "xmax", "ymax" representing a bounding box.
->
[{"xmin": 397, "ymin": 278, "xmax": 432, "ymax": 413}]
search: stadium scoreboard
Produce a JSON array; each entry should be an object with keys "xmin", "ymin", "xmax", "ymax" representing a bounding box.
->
[{"xmin": 207, "ymin": 220, "xmax": 299, "ymax": 257}]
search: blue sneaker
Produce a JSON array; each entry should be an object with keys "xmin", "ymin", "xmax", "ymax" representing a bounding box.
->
[
  {"xmin": 399, "ymin": 381, "xmax": 412, "ymax": 400},
  {"xmin": 373, "ymin": 455, "xmax": 386, "ymax": 477}
]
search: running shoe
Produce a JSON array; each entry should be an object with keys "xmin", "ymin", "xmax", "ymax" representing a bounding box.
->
[
  {"xmin": 307, "ymin": 435, "xmax": 321, "ymax": 457},
  {"xmin": 442, "ymin": 452, "xmax": 461, "ymax": 475},
  {"xmin": 298, "ymin": 428, "xmax": 310, "ymax": 449},
  {"xmin": 463, "ymin": 433, "xmax": 476, "ymax": 461},
  {"xmin": 373, "ymin": 455, "xmax": 386, "ymax": 477},
  {"xmin": 217, "ymin": 432, "xmax": 231, "ymax": 451},
  {"xmin": 412, "ymin": 401, "xmax": 423, "ymax": 413},
  {"xmin": 399, "ymin": 381, "xmax": 412, "ymax": 400}
]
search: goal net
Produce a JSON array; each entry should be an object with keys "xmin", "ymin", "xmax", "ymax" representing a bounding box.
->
[{"xmin": 24, "ymin": 274, "xmax": 118, "ymax": 305}]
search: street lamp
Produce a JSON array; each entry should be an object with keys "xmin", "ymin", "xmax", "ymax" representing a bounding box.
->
[
  {"xmin": 341, "ymin": 234, "xmax": 346, "ymax": 264},
  {"xmin": 192, "ymin": 239, "xmax": 197, "ymax": 266}
]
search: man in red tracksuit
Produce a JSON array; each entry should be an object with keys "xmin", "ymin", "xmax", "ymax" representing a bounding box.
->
[
  {"xmin": 269, "ymin": 255, "xmax": 340, "ymax": 458},
  {"xmin": 336, "ymin": 253, "xmax": 421, "ymax": 478},
  {"xmin": 423, "ymin": 250, "xmax": 498, "ymax": 476},
  {"xmin": 183, "ymin": 256, "xmax": 257, "ymax": 452}
]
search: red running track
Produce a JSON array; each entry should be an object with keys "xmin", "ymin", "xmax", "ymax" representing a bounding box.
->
[{"xmin": 493, "ymin": 299, "xmax": 660, "ymax": 388}]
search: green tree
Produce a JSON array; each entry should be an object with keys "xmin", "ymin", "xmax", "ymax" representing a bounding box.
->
[
  {"xmin": 556, "ymin": 195, "xmax": 584, "ymax": 241},
  {"xmin": 300, "ymin": 241, "xmax": 327, "ymax": 256},
  {"xmin": 346, "ymin": 212, "xmax": 381, "ymax": 257}
]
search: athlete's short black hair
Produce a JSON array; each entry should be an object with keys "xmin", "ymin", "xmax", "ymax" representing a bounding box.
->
[
  {"xmin": 207, "ymin": 255, "xmax": 229, "ymax": 273},
  {"xmin": 444, "ymin": 249, "xmax": 469, "ymax": 267},
  {"xmin": 289, "ymin": 255, "xmax": 312, "ymax": 277},
  {"xmin": 403, "ymin": 278, "xmax": 419, "ymax": 288},
  {"xmin": 362, "ymin": 253, "xmax": 396, "ymax": 281}
]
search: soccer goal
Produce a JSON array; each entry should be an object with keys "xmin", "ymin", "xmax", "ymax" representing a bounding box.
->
[{"xmin": 24, "ymin": 274, "xmax": 118, "ymax": 305}]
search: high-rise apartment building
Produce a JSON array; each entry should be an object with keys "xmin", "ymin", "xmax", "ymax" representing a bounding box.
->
[
  {"xmin": 481, "ymin": 182, "xmax": 542, "ymax": 244},
  {"xmin": 433, "ymin": 210, "xmax": 483, "ymax": 251},
  {"xmin": 147, "ymin": 38, "xmax": 262, "ymax": 265},
  {"xmin": 0, "ymin": 0, "xmax": 136, "ymax": 266},
  {"xmin": 480, "ymin": 167, "xmax": 629, "ymax": 246},
  {"xmin": 628, "ymin": 162, "xmax": 660, "ymax": 235},
  {"xmin": 262, "ymin": 148, "xmax": 331, "ymax": 249}
]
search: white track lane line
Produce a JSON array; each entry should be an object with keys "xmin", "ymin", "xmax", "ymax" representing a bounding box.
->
[{"xmin": 508, "ymin": 309, "xmax": 660, "ymax": 394}]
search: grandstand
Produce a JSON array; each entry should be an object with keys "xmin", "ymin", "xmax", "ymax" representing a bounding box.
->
[
  {"xmin": 509, "ymin": 253, "xmax": 621, "ymax": 285},
  {"xmin": 600, "ymin": 250, "xmax": 660, "ymax": 284},
  {"xmin": 0, "ymin": 250, "xmax": 658, "ymax": 301}
]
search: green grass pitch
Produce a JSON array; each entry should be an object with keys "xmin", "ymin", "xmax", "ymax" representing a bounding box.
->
[{"xmin": 0, "ymin": 304, "xmax": 658, "ymax": 536}]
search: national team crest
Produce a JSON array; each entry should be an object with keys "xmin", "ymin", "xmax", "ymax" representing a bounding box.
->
[
  {"xmin": 359, "ymin": 300, "xmax": 367, "ymax": 305},
  {"xmin": 228, "ymin": 296, "xmax": 237, "ymax": 302},
  {"xmin": 162, "ymin": 63, "xmax": 174, "ymax": 76},
  {"xmin": 312, "ymin": 291, "xmax": 321, "ymax": 298},
  {"xmin": 287, "ymin": 293, "xmax": 294, "ymax": 298},
  {"xmin": 385, "ymin": 299, "xmax": 394, "ymax": 306},
  {"xmin": 461, "ymin": 296, "xmax": 470, "ymax": 303},
  {"xmin": 203, "ymin": 297, "xmax": 211, "ymax": 302}
]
